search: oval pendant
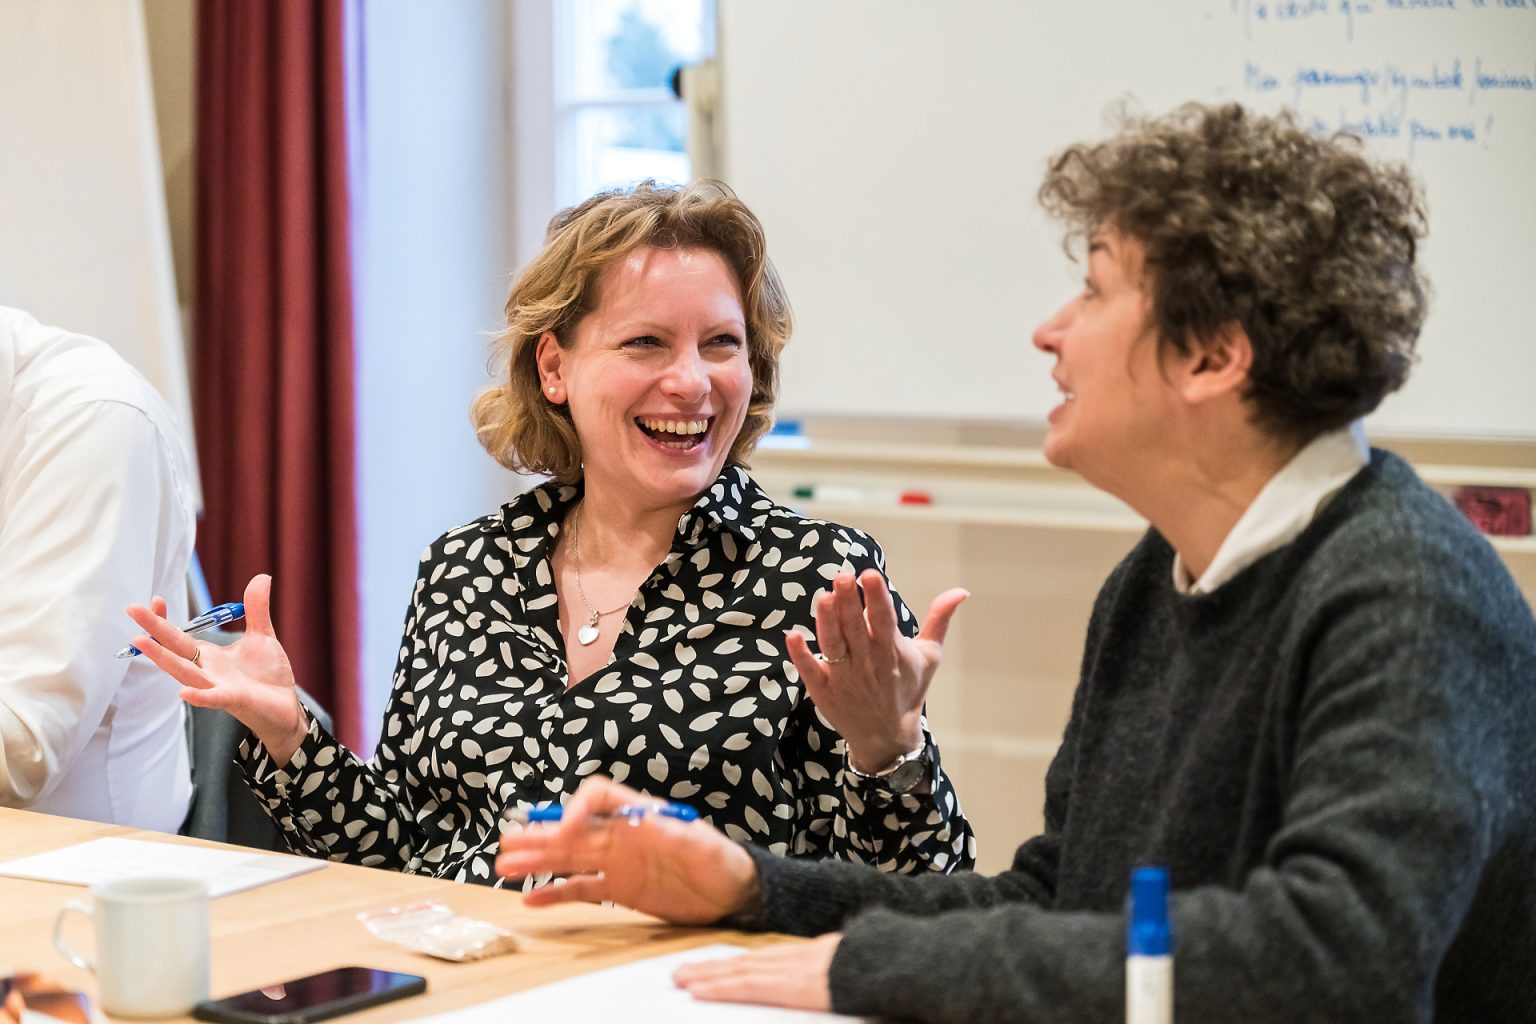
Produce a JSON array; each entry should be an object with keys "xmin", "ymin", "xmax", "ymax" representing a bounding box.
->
[{"xmin": 577, "ymin": 624, "xmax": 601, "ymax": 646}]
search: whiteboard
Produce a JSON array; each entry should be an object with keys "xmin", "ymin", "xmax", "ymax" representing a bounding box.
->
[{"xmin": 717, "ymin": 0, "xmax": 1536, "ymax": 439}]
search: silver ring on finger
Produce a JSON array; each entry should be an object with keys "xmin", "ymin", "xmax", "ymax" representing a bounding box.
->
[{"xmin": 189, "ymin": 646, "xmax": 202, "ymax": 667}]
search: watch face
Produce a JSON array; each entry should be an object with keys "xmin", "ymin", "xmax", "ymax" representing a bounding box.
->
[{"xmin": 885, "ymin": 756, "xmax": 928, "ymax": 795}]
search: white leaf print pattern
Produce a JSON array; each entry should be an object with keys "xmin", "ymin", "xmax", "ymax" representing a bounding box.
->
[
  {"xmin": 231, "ymin": 468, "xmax": 974, "ymax": 892},
  {"xmin": 647, "ymin": 753, "xmax": 669, "ymax": 782}
]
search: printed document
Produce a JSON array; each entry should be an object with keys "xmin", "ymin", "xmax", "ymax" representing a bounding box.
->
[
  {"xmin": 407, "ymin": 944, "xmax": 868, "ymax": 1022},
  {"xmin": 0, "ymin": 837, "xmax": 324, "ymax": 897}
]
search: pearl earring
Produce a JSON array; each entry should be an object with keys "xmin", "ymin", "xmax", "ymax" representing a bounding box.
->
[{"xmin": 547, "ymin": 386, "xmax": 557, "ymax": 395}]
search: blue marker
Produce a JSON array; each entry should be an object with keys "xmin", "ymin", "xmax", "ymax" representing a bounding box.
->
[
  {"xmin": 500, "ymin": 801, "xmax": 699, "ymax": 828},
  {"xmin": 1126, "ymin": 865, "xmax": 1173, "ymax": 1024},
  {"xmin": 115, "ymin": 602, "xmax": 245, "ymax": 659},
  {"xmin": 760, "ymin": 418, "xmax": 809, "ymax": 450}
]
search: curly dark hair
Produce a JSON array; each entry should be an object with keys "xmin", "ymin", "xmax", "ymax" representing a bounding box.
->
[{"xmin": 1038, "ymin": 102, "xmax": 1429, "ymax": 443}]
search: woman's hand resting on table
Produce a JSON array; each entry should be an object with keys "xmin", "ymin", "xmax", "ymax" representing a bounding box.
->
[
  {"xmin": 785, "ymin": 568, "xmax": 968, "ymax": 774},
  {"xmin": 125, "ymin": 573, "xmax": 307, "ymax": 764},
  {"xmin": 672, "ymin": 935, "xmax": 842, "ymax": 1013}
]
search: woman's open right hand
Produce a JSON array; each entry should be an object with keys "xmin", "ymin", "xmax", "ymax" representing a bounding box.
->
[{"xmin": 126, "ymin": 573, "xmax": 308, "ymax": 764}]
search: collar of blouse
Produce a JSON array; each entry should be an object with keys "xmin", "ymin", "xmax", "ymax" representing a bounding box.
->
[{"xmin": 483, "ymin": 465, "xmax": 763, "ymax": 552}]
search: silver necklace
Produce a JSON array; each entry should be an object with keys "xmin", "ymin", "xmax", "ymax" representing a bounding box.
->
[{"xmin": 568, "ymin": 507, "xmax": 630, "ymax": 646}]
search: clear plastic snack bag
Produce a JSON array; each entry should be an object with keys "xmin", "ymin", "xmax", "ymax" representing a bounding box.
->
[{"xmin": 357, "ymin": 901, "xmax": 523, "ymax": 962}]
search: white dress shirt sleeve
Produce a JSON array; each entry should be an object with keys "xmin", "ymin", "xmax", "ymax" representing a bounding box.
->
[{"xmin": 0, "ymin": 399, "xmax": 186, "ymax": 805}]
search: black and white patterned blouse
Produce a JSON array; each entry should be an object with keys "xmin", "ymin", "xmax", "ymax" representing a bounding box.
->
[{"xmin": 239, "ymin": 467, "xmax": 975, "ymax": 886}]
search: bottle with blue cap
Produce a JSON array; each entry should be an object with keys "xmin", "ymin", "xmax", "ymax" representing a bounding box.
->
[{"xmin": 1127, "ymin": 865, "xmax": 1173, "ymax": 1024}]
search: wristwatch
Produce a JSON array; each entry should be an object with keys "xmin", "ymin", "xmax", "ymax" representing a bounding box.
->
[{"xmin": 845, "ymin": 739, "xmax": 932, "ymax": 795}]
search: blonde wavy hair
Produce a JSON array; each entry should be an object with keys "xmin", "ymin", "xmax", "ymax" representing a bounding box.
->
[{"xmin": 471, "ymin": 180, "xmax": 793, "ymax": 483}]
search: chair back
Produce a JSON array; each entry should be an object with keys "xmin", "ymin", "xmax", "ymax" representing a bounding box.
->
[{"xmin": 180, "ymin": 695, "xmax": 335, "ymax": 850}]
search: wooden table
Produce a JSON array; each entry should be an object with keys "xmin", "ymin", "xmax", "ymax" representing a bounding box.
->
[{"xmin": 0, "ymin": 807, "xmax": 785, "ymax": 1022}]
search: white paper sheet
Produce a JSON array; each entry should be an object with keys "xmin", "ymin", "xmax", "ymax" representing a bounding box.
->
[
  {"xmin": 405, "ymin": 944, "xmax": 869, "ymax": 1023},
  {"xmin": 0, "ymin": 837, "xmax": 325, "ymax": 898}
]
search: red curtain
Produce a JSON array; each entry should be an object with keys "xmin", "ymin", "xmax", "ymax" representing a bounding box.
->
[{"xmin": 193, "ymin": 0, "xmax": 361, "ymax": 748}]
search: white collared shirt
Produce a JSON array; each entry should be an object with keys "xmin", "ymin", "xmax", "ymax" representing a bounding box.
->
[
  {"xmin": 1174, "ymin": 423, "xmax": 1370, "ymax": 596},
  {"xmin": 0, "ymin": 306, "xmax": 194, "ymax": 830}
]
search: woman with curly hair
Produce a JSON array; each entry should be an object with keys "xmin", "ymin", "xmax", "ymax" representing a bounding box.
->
[
  {"xmin": 125, "ymin": 180, "xmax": 975, "ymax": 886},
  {"xmin": 499, "ymin": 104, "xmax": 1536, "ymax": 1023}
]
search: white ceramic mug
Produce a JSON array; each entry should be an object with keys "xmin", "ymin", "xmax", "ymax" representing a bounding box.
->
[{"xmin": 53, "ymin": 876, "xmax": 211, "ymax": 1018}]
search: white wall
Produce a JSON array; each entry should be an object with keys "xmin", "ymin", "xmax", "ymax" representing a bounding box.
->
[
  {"xmin": 351, "ymin": 0, "xmax": 521, "ymax": 751},
  {"xmin": 0, "ymin": 0, "xmax": 196, "ymax": 489},
  {"xmin": 141, "ymin": 0, "xmax": 196, "ymax": 319}
]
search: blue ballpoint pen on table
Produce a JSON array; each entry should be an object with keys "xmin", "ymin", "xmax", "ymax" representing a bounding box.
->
[
  {"xmin": 500, "ymin": 801, "xmax": 699, "ymax": 829},
  {"xmin": 114, "ymin": 602, "xmax": 246, "ymax": 658}
]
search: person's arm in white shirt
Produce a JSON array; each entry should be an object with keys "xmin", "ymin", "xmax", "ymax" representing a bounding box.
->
[{"xmin": 0, "ymin": 399, "xmax": 188, "ymax": 804}]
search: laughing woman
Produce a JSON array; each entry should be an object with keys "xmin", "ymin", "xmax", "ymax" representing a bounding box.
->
[{"xmin": 127, "ymin": 180, "xmax": 975, "ymax": 886}]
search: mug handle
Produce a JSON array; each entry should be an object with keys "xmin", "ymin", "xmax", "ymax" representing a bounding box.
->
[{"xmin": 53, "ymin": 899, "xmax": 95, "ymax": 972}]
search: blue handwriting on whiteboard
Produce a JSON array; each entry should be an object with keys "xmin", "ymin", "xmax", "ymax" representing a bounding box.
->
[
  {"xmin": 1475, "ymin": 59, "xmax": 1536, "ymax": 92},
  {"xmin": 1246, "ymin": 62, "xmax": 1281, "ymax": 91},
  {"xmin": 1339, "ymin": 112, "xmax": 1404, "ymax": 137},
  {"xmin": 1410, "ymin": 60, "xmax": 1465, "ymax": 91},
  {"xmin": 1293, "ymin": 65, "xmax": 1381, "ymax": 103},
  {"xmin": 1273, "ymin": 0, "xmax": 1331, "ymax": 17}
]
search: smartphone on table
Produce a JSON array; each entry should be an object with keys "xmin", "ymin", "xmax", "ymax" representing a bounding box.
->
[{"xmin": 191, "ymin": 967, "xmax": 426, "ymax": 1024}]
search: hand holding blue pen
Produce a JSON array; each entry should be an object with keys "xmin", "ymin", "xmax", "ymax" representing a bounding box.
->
[
  {"xmin": 124, "ymin": 574, "xmax": 310, "ymax": 767},
  {"xmin": 501, "ymin": 801, "xmax": 699, "ymax": 830},
  {"xmin": 115, "ymin": 602, "xmax": 245, "ymax": 658},
  {"xmin": 496, "ymin": 777, "xmax": 757, "ymax": 927}
]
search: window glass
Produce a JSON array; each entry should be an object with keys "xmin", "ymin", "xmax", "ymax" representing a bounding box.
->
[
  {"xmin": 570, "ymin": 106, "xmax": 690, "ymax": 203},
  {"xmin": 559, "ymin": 0, "xmax": 713, "ymax": 206}
]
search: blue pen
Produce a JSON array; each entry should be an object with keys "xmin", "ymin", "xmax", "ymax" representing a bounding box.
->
[
  {"xmin": 500, "ymin": 801, "xmax": 699, "ymax": 828},
  {"xmin": 115, "ymin": 602, "xmax": 245, "ymax": 659}
]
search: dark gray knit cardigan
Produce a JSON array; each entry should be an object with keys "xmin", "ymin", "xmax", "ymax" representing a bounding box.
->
[{"xmin": 734, "ymin": 451, "xmax": 1536, "ymax": 1024}]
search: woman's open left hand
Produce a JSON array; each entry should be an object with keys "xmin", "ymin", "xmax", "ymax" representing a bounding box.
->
[{"xmin": 785, "ymin": 568, "xmax": 967, "ymax": 774}]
